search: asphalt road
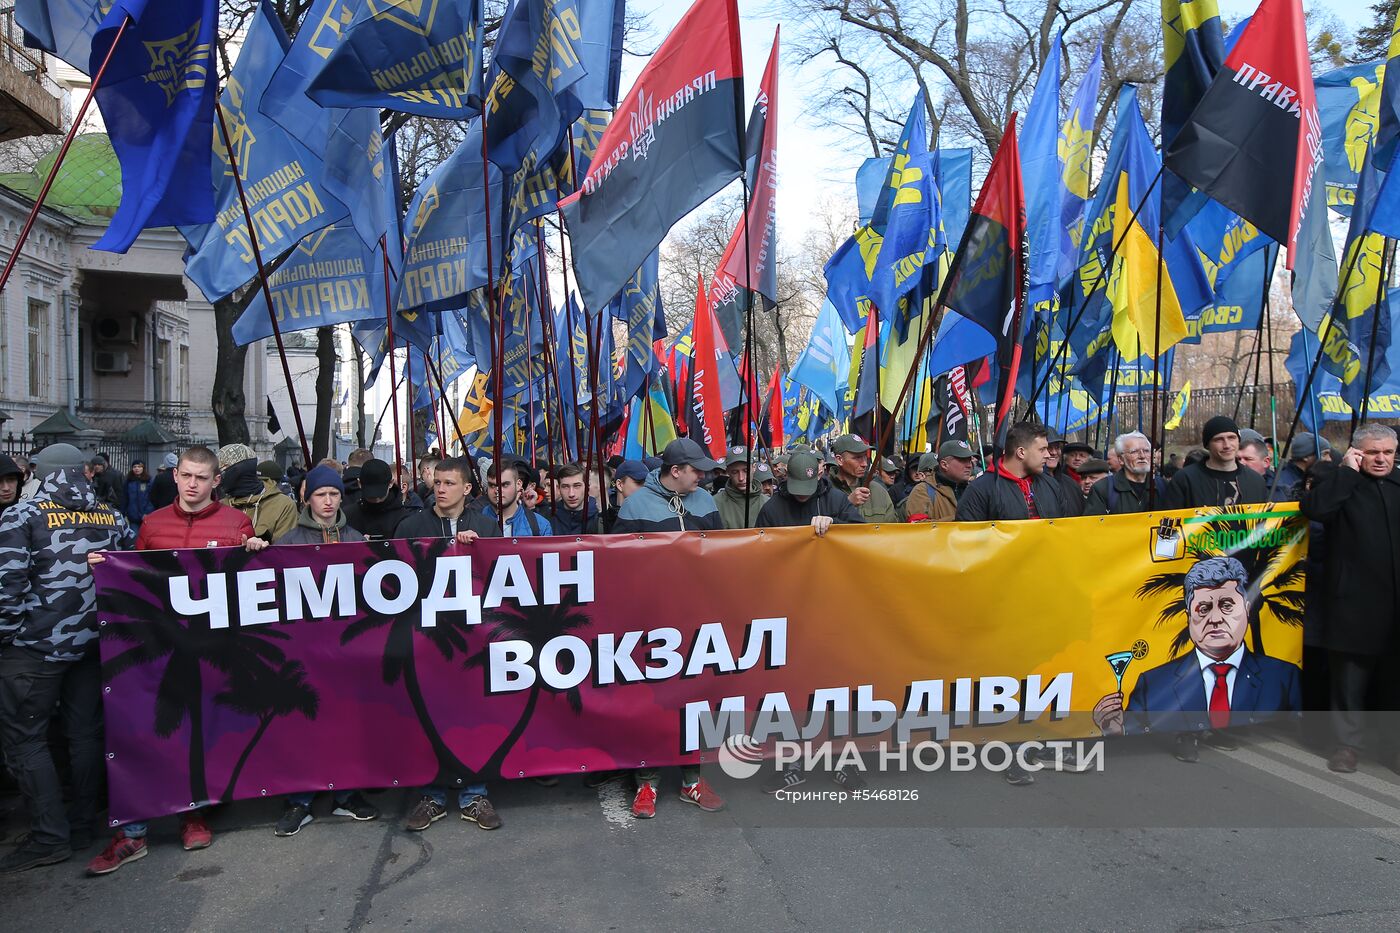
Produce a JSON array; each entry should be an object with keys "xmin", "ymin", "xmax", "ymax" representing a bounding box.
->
[{"xmin": 5, "ymin": 728, "xmax": 1400, "ymax": 931}]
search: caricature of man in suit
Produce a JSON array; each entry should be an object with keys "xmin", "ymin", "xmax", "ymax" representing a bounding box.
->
[{"xmin": 1093, "ymin": 556, "xmax": 1301, "ymax": 736}]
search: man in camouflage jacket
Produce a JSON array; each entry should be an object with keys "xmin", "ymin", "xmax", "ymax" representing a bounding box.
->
[{"xmin": 0, "ymin": 444, "xmax": 134, "ymax": 873}]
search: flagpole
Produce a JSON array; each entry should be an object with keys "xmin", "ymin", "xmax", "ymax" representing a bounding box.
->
[
  {"xmin": 1299, "ymin": 326, "xmax": 1323, "ymax": 437},
  {"xmin": 478, "ymin": 128, "xmax": 506, "ymax": 528},
  {"xmin": 380, "ymin": 239, "xmax": 404, "ymax": 479},
  {"xmin": 425, "ymin": 353, "xmax": 467, "ymax": 453},
  {"xmin": 405, "ymin": 345, "xmax": 417, "ymax": 474},
  {"xmin": 1024, "ymin": 164, "xmax": 1167, "ymax": 411},
  {"xmin": 1148, "ymin": 221, "xmax": 1166, "ymax": 509},
  {"xmin": 0, "ymin": 16, "xmax": 132, "ymax": 296},
  {"xmin": 1264, "ymin": 270, "xmax": 1279, "ymax": 461},
  {"xmin": 1235, "ymin": 250, "xmax": 1273, "ymax": 423},
  {"xmin": 533, "ymin": 222, "xmax": 561, "ymax": 475},
  {"xmin": 1267, "ymin": 240, "xmax": 1369, "ymax": 500},
  {"xmin": 1354, "ymin": 239, "xmax": 1394, "ymax": 430},
  {"xmin": 213, "ymin": 99, "xmax": 311, "ymax": 466}
]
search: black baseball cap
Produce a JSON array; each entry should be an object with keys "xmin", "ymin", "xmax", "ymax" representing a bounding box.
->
[
  {"xmin": 661, "ymin": 437, "xmax": 719, "ymax": 472},
  {"xmin": 359, "ymin": 459, "xmax": 393, "ymax": 498}
]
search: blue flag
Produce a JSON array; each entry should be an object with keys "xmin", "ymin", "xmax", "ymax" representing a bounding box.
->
[
  {"xmin": 15, "ymin": 0, "xmax": 104, "ymax": 72},
  {"xmin": 869, "ymin": 93, "xmax": 940, "ymax": 327},
  {"xmin": 306, "ymin": 0, "xmax": 485, "ymax": 117},
  {"xmin": 1316, "ymin": 61, "xmax": 1386, "ymax": 217},
  {"xmin": 397, "ymin": 119, "xmax": 508, "ymax": 314},
  {"xmin": 1287, "ymin": 307, "xmax": 1400, "ymax": 429},
  {"xmin": 616, "ymin": 250, "xmax": 666, "ymax": 402},
  {"xmin": 1020, "ymin": 32, "xmax": 1064, "ymax": 313},
  {"xmin": 89, "ymin": 0, "xmax": 218, "ymax": 252},
  {"xmin": 232, "ymin": 225, "xmax": 390, "ymax": 345},
  {"xmin": 789, "ymin": 298, "xmax": 851, "ymax": 416},
  {"xmin": 259, "ymin": 0, "xmax": 389, "ymax": 250},
  {"xmin": 1324, "ymin": 153, "xmax": 1392, "ymax": 407},
  {"xmin": 482, "ymin": 0, "xmax": 590, "ymax": 172},
  {"xmin": 1182, "ymin": 244, "xmax": 1276, "ymax": 344},
  {"xmin": 181, "ymin": 2, "xmax": 350, "ymax": 300},
  {"xmin": 1057, "ymin": 43, "xmax": 1102, "ymax": 285}
]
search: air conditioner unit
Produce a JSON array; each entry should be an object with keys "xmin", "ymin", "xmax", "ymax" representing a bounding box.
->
[
  {"xmin": 94, "ymin": 350, "xmax": 132, "ymax": 373},
  {"xmin": 95, "ymin": 315, "xmax": 139, "ymax": 346}
]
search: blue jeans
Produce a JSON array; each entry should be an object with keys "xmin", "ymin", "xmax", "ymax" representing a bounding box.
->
[{"xmin": 424, "ymin": 784, "xmax": 487, "ymax": 807}]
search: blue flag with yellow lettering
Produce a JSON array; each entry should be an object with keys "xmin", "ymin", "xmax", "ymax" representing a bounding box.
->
[
  {"xmin": 306, "ymin": 0, "xmax": 485, "ymax": 117},
  {"xmin": 396, "ymin": 119, "xmax": 510, "ymax": 314},
  {"xmin": 260, "ymin": 0, "xmax": 389, "ymax": 250},
  {"xmin": 616, "ymin": 250, "xmax": 667, "ymax": 402},
  {"xmin": 181, "ymin": 2, "xmax": 349, "ymax": 300},
  {"xmin": 1058, "ymin": 43, "xmax": 1101, "ymax": 285},
  {"xmin": 1021, "ymin": 32, "xmax": 1064, "ymax": 313},
  {"xmin": 89, "ymin": 0, "xmax": 218, "ymax": 252},
  {"xmin": 1325, "ymin": 153, "xmax": 1392, "ymax": 406},
  {"xmin": 232, "ymin": 225, "xmax": 390, "ymax": 345},
  {"xmin": 789, "ymin": 297, "xmax": 851, "ymax": 417}
]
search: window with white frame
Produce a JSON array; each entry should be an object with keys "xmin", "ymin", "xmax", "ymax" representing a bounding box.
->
[{"xmin": 27, "ymin": 299, "xmax": 48, "ymax": 398}]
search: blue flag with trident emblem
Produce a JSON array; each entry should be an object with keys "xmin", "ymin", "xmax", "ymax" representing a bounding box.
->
[
  {"xmin": 869, "ymin": 92, "xmax": 939, "ymax": 325},
  {"xmin": 86, "ymin": 0, "xmax": 219, "ymax": 252}
]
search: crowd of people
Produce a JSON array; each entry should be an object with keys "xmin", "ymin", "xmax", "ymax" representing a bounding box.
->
[{"xmin": 0, "ymin": 412, "xmax": 1394, "ymax": 877}]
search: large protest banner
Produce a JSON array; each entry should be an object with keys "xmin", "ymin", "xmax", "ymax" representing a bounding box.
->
[{"xmin": 95, "ymin": 505, "xmax": 1304, "ymax": 823}]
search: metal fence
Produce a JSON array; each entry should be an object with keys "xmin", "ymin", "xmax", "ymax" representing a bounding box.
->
[{"xmin": 0, "ymin": 6, "xmax": 59, "ymax": 97}]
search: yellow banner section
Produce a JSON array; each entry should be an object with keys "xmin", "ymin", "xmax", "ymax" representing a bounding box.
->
[{"xmin": 701, "ymin": 503, "xmax": 1305, "ymax": 747}]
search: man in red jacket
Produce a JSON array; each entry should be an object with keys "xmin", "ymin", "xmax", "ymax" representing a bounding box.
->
[{"xmin": 86, "ymin": 445, "xmax": 268, "ymax": 876}]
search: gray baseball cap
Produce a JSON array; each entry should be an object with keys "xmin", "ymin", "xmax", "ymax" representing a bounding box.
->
[
  {"xmin": 937, "ymin": 440, "xmax": 975, "ymax": 460},
  {"xmin": 785, "ymin": 452, "xmax": 822, "ymax": 495}
]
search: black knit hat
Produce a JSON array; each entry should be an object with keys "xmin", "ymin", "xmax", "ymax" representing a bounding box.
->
[{"xmin": 1201, "ymin": 415, "xmax": 1240, "ymax": 447}]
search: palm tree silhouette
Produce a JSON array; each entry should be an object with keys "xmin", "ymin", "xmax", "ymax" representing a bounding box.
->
[
  {"xmin": 100, "ymin": 551, "xmax": 297, "ymax": 803},
  {"xmin": 215, "ymin": 660, "xmax": 320, "ymax": 800},
  {"xmin": 464, "ymin": 597, "xmax": 594, "ymax": 776},
  {"xmin": 1137, "ymin": 507, "xmax": 1306, "ymax": 658},
  {"xmin": 340, "ymin": 538, "xmax": 480, "ymax": 787}
]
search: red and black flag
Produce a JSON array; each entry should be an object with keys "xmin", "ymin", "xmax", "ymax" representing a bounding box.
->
[
  {"xmin": 687, "ymin": 274, "xmax": 728, "ymax": 459},
  {"xmin": 936, "ymin": 117, "xmax": 1028, "ymax": 447},
  {"xmin": 559, "ymin": 0, "xmax": 745, "ymax": 314},
  {"xmin": 710, "ymin": 27, "xmax": 781, "ymax": 346},
  {"xmin": 1162, "ymin": 0, "xmax": 1320, "ymax": 267}
]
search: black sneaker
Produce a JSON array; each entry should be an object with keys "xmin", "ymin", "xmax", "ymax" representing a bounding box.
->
[
  {"xmin": 830, "ymin": 765, "xmax": 868, "ymax": 791},
  {"xmin": 460, "ymin": 796, "xmax": 502, "ymax": 830},
  {"xmin": 331, "ymin": 793, "xmax": 380, "ymax": 821},
  {"xmin": 405, "ymin": 796, "xmax": 447, "ymax": 832},
  {"xmin": 0, "ymin": 836, "xmax": 71, "ymax": 873},
  {"xmin": 1003, "ymin": 761, "xmax": 1035, "ymax": 786},
  {"xmin": 274, "ymin": 802, "xmax": 314, "ymax": 837},
  {"xmin": 762, "ymin": 766, "xmax": 807, "ymax": 795},
  {"xmin": 69, "ymin": 825, "xmax": 94, "ymax": 851}
]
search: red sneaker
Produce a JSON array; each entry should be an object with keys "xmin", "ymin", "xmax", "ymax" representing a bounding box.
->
[
  {"xmin": 86, "ymin": 834, "xmax": 147, "ymax": 876},
  {"xmin": 180, "ymin": 814, "xmax": 213, "ymax": 851},
  {"xmin": 678, "ymin": 778, "xmax": 726, "ymax": 812},
  {"xmin": 631, "ymin": 781, "xmax": 657, "ymax": 819}
]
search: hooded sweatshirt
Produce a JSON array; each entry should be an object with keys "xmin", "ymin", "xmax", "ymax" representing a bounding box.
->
[
  {"xmin": 714, "ymin": 483, "xmax": 770, "ymax": 529},
  {"xmin": 275, "ymin": 505, "xmax": 366, "ymax": 545},
  {"xmin": 344, "ymin": 484, "xmax": 421, "ymax": 540},
  {"xmin": 612, "ymin": 471, "xmax": 722, "ymax": 533},
  {"xmin": 0, "ymin": 468, "xmax": 135, "ymax": 662},
  {"xmin": 221, "ymin": 459, "xmax": 298, "ymax": 540}
]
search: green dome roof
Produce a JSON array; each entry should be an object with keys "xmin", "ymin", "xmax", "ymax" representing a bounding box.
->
[{"xmin": 0, "ymin": 133, "xmax": 121, "ymax": 222}]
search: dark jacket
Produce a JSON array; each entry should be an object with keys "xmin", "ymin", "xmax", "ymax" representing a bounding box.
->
[
  {"xmin": 1123, "ymin": 650, "xmax": 1302, "ymax": 734},
  {"xmin": 1273, "ymin": 461, "xmax": 1307, "ymax": 501},
  {"xmin": 1083, "ymin": 470, "xmax": 1168, "ymax": 515},
  {"xmin": 395, "ymin": 503, "xmax": 500, "ymax": 540},
  {"xmin": 0, "ymin": 469, "xmax": 135, "ymax": 662},
  {"xmin": 1300, "ymin": 462, "xmax": 1400, "ymax": 654},
  {"xmin": 136, "ymin": 500, "xmax": 256, "ymax": 551},
  {"xmin": 613, "ymin": 471, "xmax": 722, "ymax": 533},
  {"xmin": 344, "ymin": 485, "xmax": 421, "ymax": 541},
  {"xmin": 955, "ymin": 469, "xmax": 1071, "ymax": 521},
  {"xmin": 756, "ymin": 477, "xmax": 864, "ymax": 527},
  {"xmin": 1163, "ymin": 460, "xmax": 1267, "ymax": 510},
  {"xmin": 275, "ymin": 506, "xmax": 366, "ymax": 545},
  {"xmin": 91, "ymin": 466, "xmax": 124, "ymax": 510},
  {"xmin": 1053, "ymin": 470, "xmax": 1085, "ymax": 516},
  {"xmin": 149, "ymin": 468, "xmax": 177, "ymax": 510},
  {"xmin": 549, "ymin": 499, "xmax": 599, "ymax": 536},
  {"xmin": 123, "ymin": 476, "xmax": 154, "ymax": 526}
]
